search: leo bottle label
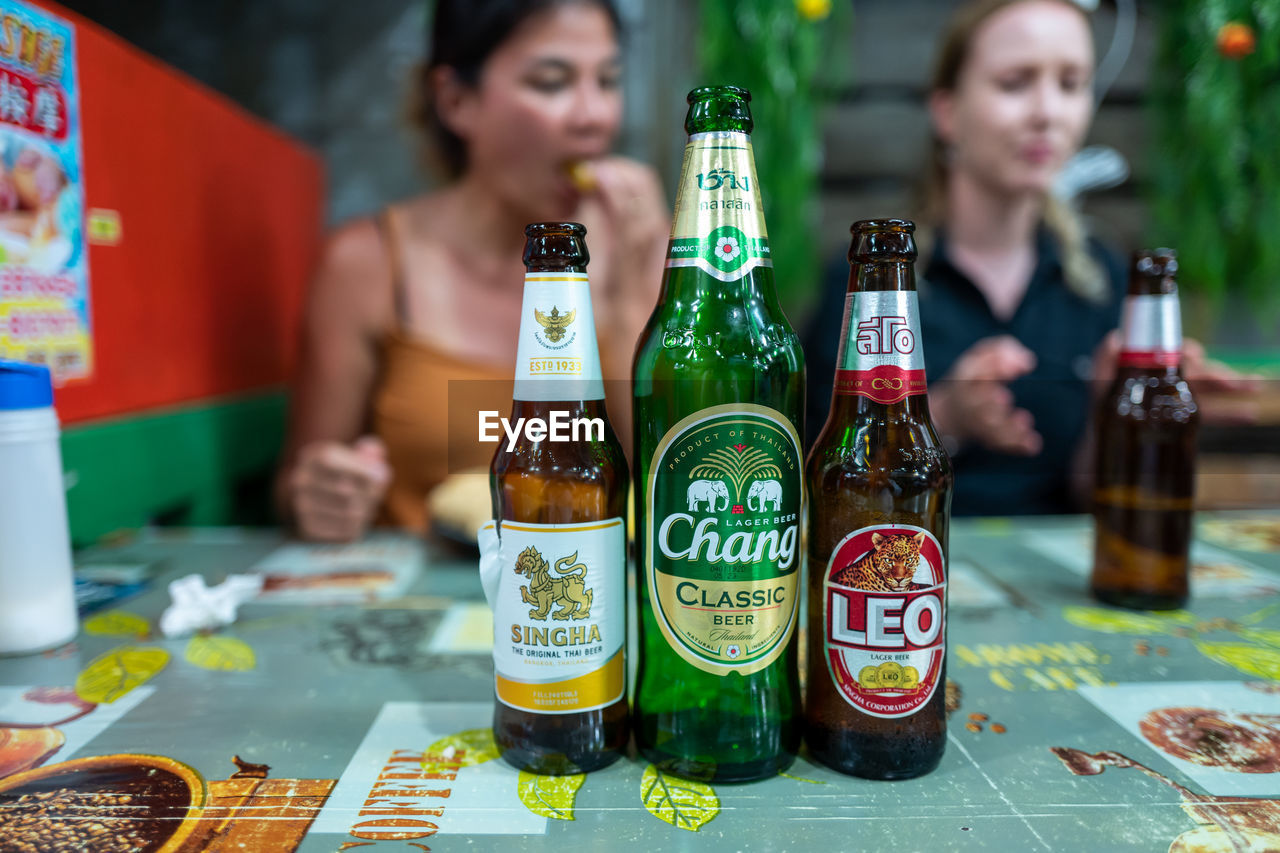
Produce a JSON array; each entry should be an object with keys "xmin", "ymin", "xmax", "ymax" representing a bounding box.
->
[
  {"xmin": 834, "ymin": 291, "xmax": 927, "ymax": 404},
  {"xmin": 1118, "ymin": 293, "xmax": 1182, "ymax": 369},
  {"xmin": 645, "ymin": 404, "xmax": 802, "ymax": 675},
  {"xmin": 477, "ymin": 518, "xmax": 625, "ymax": 714},
  {"xmin": 823, "ymin": 525, "xmax": 946, "ymax": 718},
  {"xmin": 666, "ymin": 132, "xmax": 770, "ymax": 282},
  {"xmin": 513, "ymin": 272, "xmax": 606, "ymax": 402}
]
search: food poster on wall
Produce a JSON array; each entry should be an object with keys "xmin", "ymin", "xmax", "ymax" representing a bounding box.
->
[{"xmin": 0, "ymin": 0, "xmax": 90, "ymax": 383}]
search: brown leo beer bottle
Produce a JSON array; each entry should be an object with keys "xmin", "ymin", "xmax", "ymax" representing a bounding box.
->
[
  {"xmin": 1091, "ymin": 249, "xmax": 1199, "ymax": 611},
  {"xmin": 479, "ymin": 223, "xmax": 629, "ymax": 774},
  {"xmin": 804, "ymin": 220, "xmax": 953, "ymax": 780}
]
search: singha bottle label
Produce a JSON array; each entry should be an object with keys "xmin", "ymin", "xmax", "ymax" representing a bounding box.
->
[
  {"xmin": 478, "ymin": 518, "xmax": 625, "ymax": 713},
  {"xmin": 1118, "ymin": 293, "xmax": 1182, "ymax": 368},
  {"xmin": 835, "ymin": 291, "xmax": 927, "ymax": 404},
  {"xmin": 667, "ymin": 132, "xmax": 771, "ymax": 282},
  {"xmin": 645, "ymin": 404, "xmax": 802, "ymax": 675},
  {"xmin": 823, "ymin": 525, "xmax": 946, "ymax": 718}
]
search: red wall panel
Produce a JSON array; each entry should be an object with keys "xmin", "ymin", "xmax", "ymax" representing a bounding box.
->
[{"xmin": 41, "ymin": 1, "xmax": 323, "ymax": 424}]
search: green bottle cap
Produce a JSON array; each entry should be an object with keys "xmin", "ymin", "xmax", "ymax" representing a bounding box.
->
[{"xmin": 685, "ymin": 85, "xmax": 753, "ymax": 135}]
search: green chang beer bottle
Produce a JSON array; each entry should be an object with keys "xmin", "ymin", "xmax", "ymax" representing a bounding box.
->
[
  {"xmin": 478, "ymin": 223, "xmax": 629, "ymax": 775},
  {"xmin": 804, "ymin": 220, "xmax": 953, "ymax": 780},
  {"xmin": 631, "ymin": 86, "xmax": 805, "ymax": 783}
]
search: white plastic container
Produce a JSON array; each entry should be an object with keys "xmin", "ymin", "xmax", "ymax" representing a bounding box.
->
[{"xmin": 0, "ymin": 360, "xmax": 77, "ymax": 655}]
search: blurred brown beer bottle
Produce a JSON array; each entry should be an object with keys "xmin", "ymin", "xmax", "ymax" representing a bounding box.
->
[
  {"xmin": 1091, "ymin": 249, "xmax": 1199, "ymax": 611},
  {"xmin": 486, "ymin": 223, "xmax": 629, "ymax": 774},
  {"xmin": 804, "ymin": 220, "xmax": 953, "ymax": 780}
]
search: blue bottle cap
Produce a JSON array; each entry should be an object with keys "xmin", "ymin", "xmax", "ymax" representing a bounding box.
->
[{"xmin": 0, "ymin": 359, "xmax": 54, "ymax": 410}]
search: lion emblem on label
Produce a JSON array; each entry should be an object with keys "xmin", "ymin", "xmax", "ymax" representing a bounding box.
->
[
  {"xmin": 534, "ymin": 305, "xmax": 575, "ymax": 343},
  {"xmin": 514, "ymin": 545, "xmax": 592, "ymax": 621}
]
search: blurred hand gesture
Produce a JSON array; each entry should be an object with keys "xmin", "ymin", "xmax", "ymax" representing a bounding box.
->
[
  {"xmin": 931, "ymin": 335, "xmax": 1042, "ymax": 456},
  {"xmin": 288, "ymin": 436, "xmax": 391, "ymax": 542},
  {"xmin": 584, "ymin": 156, "xmax": 668, "ymax": 273}
]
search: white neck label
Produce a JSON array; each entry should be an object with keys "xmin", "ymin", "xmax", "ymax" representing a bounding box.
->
[{"xmin": 512, "ymin": 272, "xmax": 605, "ymax": 401}]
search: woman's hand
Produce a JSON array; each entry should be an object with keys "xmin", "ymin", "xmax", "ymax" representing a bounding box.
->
[
  {"xmin": 287, "ymin": 436, "xmax": 391, "ymax": 542},
  {"xmin": 1091, "ymin": 331, "xmax": 1261, "ymax": 425},
  {"xmin": 587, "ymin": 156, "xmax": 669, "ymax": 275},
  {"xmin": 930, "ymin": 335, "xmax": 1042, "ymax": 455},
  {"xmin": 577, "ymin": 156, "xmax": 670, "ymax": 456}
]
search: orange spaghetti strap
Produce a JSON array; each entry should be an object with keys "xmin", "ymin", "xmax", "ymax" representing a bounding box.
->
[{"xmin": 375, "ymin": 207, "xmax": 410, "ymax": 329}]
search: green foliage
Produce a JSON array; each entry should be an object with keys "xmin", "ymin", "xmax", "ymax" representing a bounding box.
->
[
  {"xmin": 1148, "ymin": 1, "xmax": 1280, "ymax": 327},
  {"xmin": 696, "ymin": 0, "xmax": 852, "ymax": 313}
]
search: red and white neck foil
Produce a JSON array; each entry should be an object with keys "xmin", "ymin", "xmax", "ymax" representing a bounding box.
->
[
  {"xmin": 834, "ymin": 291, "xmax": 927, "ymax": 404},
  {"xmin": 1118, "ymin": 293, "xmax": 1182, "ymax": 369}
]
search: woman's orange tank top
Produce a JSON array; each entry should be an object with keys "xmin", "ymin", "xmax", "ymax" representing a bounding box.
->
[{"xmin": 369, "ymin": 210, "xmax": 510, "ymax": 531}]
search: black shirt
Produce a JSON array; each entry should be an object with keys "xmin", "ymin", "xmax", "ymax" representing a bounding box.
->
[{"xmin": 802, "ymin": 227, "xmax": 1126, "ymax": 516}]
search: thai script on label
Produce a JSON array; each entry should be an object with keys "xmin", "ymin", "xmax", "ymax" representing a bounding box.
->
[{"xmin": 835, "ymin": 291, "xmax": 928, "ymax": 404}]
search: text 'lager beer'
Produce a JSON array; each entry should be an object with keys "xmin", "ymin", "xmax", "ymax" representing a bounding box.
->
[
  {"xmin": 632, "ymin": 86, "xmax": 805, "ymax": 782},
  {"xmin": 804, "ymin": 220, "xmax": 953, "ymax": 780},
  {"xmin": 1091, "ymin": 249, "xmax": 1198, "ymax": 611},
  {"xmin": 479, "ymin": 222, "xmax": 628, "ymax": 774}
]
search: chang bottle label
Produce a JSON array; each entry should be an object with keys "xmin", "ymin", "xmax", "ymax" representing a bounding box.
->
[
  {"xmin": 478, "ymin": 518, "xmax": 625, "ymax": 714},
  {"xmin": 1118, "ymin": 293, "xmax": 1182, "ymax": 369},
  {"xmin": 646, "ymin": 404, "xmax": 802, "ymax": 675},
  {"xmin": 667, "ymin": 131, "xmax": 770, "ymax": 282},
  {"xmin": 822, "ymin": 525, "xmax": 946, "ymax": 718},
  {"xmin": 834, "ymin": 291, "xmax": 927, "ymax": 404}
]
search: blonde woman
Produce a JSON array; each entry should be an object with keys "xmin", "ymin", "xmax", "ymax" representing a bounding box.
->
[{"xmin": 806, "ymin": 0, "xmax": 1252, "ymax": 515}]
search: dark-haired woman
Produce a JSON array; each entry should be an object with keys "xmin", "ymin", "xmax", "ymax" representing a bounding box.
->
[{"xmin": 277, "ymin": 0, "xmax": 667, "ymax": 541}]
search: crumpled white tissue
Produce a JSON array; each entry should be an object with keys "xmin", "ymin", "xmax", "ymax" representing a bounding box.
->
[{"xmin": 159, "ymin": 574, "xmax": 264, "ymax": 637}]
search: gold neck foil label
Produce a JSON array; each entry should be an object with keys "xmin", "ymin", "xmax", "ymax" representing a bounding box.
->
[{"xmin": 667, "ymin": 131, "xmax": 771, "ymax": 283}]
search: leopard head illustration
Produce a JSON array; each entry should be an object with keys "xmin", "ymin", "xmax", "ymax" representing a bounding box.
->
[{"xmin": 870, "ymin": 531, "xmax": 926, "ymax": 589}]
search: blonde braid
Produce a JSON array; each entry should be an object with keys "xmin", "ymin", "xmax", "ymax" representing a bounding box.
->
[{"xmin": 1043, "ymin": 195, "xmax": 1109, "ymax": 303}]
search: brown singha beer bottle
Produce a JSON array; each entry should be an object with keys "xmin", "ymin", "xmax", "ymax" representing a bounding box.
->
[
  {"xmin": 479, "ymin": 223, "xmax": 629, "ymax": 774},
  {"xmin": 804, "ymin": 220, "xmax": 953, "ymax": 780},
  {"xmin": 1091, "ymin": 249, "xmax": 1199, "ymax": 611}
]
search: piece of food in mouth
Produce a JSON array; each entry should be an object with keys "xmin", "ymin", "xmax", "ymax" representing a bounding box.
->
[{"xmin": 565, "ymin": 160, "xmax": 598, "ymax": 194}]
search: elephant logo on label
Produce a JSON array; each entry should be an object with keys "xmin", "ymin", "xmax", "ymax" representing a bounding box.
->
[
  {"xmin": 687, "ymin": 479, "xmax": 730, "ymax": 512},
  {"xmin": 746, "ymin": 479, "xmax": 782, "ymax": 512}
]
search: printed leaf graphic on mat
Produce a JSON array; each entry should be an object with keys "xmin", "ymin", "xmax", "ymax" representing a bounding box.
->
[
  {"xmin": 185, "ymin": 635, "xmax": 257, "ymax": 671},
  {"xmin": 423, "ymin": 728, "xmax": 499, "ymax": 773},
  {"xmin": 1062, "ymin": 606, "xmax": 1192, "ymax": 635},
  {"xmin": 518, "ymin": 770, "xmax": 584, "ymax": 820},
  {"xmin": 640, "ymin": 764, "xmax": 719, "ymax": 832},
  {"xmin": 75, "ymin": 646, "xmax": 170, "ymax": 704},
  {"xmin": 83, "ymin": 611, "xmax": 151, "ymax": 638},
  {"xmin": 1239, "ymin": 628, "xmax": 1280, "ymax": 649},
  {"xmin": 1241, "ymin": 602, "xmax": 1280, "ymax": 626},
  {"xmin": 1194, "ymin": 641, "xmax": 1280, "ymax": 680}
]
